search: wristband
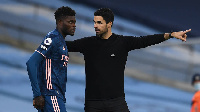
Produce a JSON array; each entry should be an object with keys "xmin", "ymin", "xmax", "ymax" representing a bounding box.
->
[
  {"xmin": 169, "ymin": 30, "xmax": 174, "ymax": 38},
  {"xmin": 169, "ymin": 33, "xmax": 173, "ymax": 38}
]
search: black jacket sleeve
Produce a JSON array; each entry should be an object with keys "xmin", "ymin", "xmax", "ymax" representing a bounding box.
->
[
  {"xmin": 66, "ymin": 37, "xmax": 89, "ymax": 53},
  {"xmin": 66, "ymin": 41, "xmax": 81, "ymax": 52},
  {"xmin": 123, "ymin": 34, "xmax": 165, "ymax": 51}
]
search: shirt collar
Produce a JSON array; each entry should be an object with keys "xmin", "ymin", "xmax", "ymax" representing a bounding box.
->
[{"xmin": 96, "ymin": 33, "xmax": 116, "ymax": 40}]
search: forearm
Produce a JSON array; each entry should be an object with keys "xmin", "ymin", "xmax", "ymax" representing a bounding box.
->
[
  {"xmin": 26, "ymin": 52, "xmax": 44, "ymax": 98},
  {"xmin": 125, "ymin": 34, "xmax": 166, "ymax": 51},
  {"xmin": 138, "ymin": 34, "xmax": 165, "ymax": 47}
]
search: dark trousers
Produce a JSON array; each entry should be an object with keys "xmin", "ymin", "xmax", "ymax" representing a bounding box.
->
[{"xmin": 84, "ymin": 96, "xmax": 130, "ymax": 112}]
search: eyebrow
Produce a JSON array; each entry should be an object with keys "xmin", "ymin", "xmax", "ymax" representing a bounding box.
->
[
  {"xmin": 68, "ymin": 20, "xmax": 76, "ymax": 22},
  {"xmin": 93, "ymin": 20, "xmax": 102, "ymax": 23},
  {"xmin": 69, "ymin": 19, "xmax": 76, "ymax": 21}
]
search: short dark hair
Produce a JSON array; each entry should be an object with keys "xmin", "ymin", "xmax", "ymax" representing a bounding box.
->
[
  {"xmin": 54, "ymin": 6, "xmax": 76, "ymax": 23},
  {"xmin": 94, "ymin": 8, "xmax": 114, "ymax": 25}
]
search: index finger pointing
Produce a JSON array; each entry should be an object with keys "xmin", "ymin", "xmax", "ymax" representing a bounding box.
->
[{"xmin": 184, "ymin": 29, "xmax": 191, "ymax": 33}]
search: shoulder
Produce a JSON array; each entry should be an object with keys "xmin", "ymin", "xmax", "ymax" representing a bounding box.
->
[
  {"xmin": 194, "ymin": 91, "xmax": 200, "ymax": 96},
  {"xmin": 75, "ymin": 36, "xmax": 97, "ymax": 42},
  {"xmin": 113, "ymin": 33, "xmax": 137, "ymax": 40},
  {"xmin": 112, "ymin": 33, "xmax": 122, "ymax": 38},
  {"xmin": 46, "ymin": 29, "xmax": 60, "ymax": 39},
  {"xmin": 114, "ymin": 33, "xmax": 137, "ymax": 38},
  {"xmin": 193, "ymin": 91, "xmax": 200, "ymax": 100},
  {"xmin": 42, "ymin": 30, "xmax": 60, "ymax": 46},
  {"xmin": 47, "ymin": 29, "xmax": 60, "ymax": 36}
]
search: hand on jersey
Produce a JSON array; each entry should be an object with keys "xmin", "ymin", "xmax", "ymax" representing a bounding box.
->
[
  {"xmin": 33, "ymin": 95, "xmax": 45, "ymax": 110},
  {"xmin": 171, "ymin": 29, "xmax": 191, "ymax": 42}
]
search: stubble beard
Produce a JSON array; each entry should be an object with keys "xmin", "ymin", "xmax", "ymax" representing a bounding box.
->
[
  {"xmin": 96, "ymin": 28, "xmax": 108, "ymax": 38},
  {"xmin": 96, "ymin": 33, "xmax": 102, "ymax": 38}
]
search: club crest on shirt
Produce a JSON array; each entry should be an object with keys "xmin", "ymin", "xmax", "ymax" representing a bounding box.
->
[{"xmin": 44, "ymin": 38, "xmax": 52, "ymax": 45}]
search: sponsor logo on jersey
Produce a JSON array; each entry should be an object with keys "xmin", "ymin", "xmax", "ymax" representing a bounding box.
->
[{"xmin": 61, "ymin": 55, "xmax": 69, "ymax": 67}]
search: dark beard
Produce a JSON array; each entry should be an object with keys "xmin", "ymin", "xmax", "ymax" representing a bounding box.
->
[
  {"xmin": 64, "ymin": 31, "xmax": 74, "ymax": 36},
  {"xmin": 96, "ymin": 33, "xmax": 102, "ymax": 38},
  {"xmin": 62, "ymin": 28, "xmax": 72, "ymax": 37},
  {"xmin": 95, "ymin": 28, "xmax": 108, "ymax": 38}
]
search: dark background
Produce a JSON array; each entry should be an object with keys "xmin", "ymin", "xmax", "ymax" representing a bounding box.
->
[{"xmin": 69, "ymin": 0, "xmax": 199, "ymax": 37}]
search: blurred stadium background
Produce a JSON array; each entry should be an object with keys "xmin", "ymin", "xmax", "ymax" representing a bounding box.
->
[{"xmin": 0, "ymin": 0, "xmax": 199, "ymax": 112}]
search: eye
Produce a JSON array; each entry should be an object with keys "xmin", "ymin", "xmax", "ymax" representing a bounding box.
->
[
  {"xmin": 68, "ymin": 21, "xmax": 76, "ymax": 24},
  {"xmin": 97, "ymin": 21, "xmax": 102, "ymax": 24}
]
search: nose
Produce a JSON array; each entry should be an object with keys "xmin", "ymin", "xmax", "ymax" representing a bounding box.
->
[
  {"xmin": 94, "ymin": 23, "xmax": 97, "ymax": 28},
  {"xmin": 73, "ymin": 23, "xmax": 76, "ymax": 27}
]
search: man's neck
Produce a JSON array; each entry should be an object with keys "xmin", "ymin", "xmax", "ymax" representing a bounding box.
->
[
  {"xmin": 57, "ymin": 27, "xmax": 66, "ymax": 39},
  {"xmin": 101, "ymin": 31, "xmax": 112, "ymax": 39}
]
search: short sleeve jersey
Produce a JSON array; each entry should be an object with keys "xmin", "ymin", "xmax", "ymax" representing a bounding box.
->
[{"xmin": 35, "ymin": 29, "xmax": 69, "ymax": 102}]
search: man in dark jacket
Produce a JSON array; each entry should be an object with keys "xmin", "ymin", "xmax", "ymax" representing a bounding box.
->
[{"xmin": 66, "ymin": 8, "xmax": 191, "ymax": 112}]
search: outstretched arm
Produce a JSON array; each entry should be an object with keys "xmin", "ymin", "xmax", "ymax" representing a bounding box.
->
[
  {"xmin": 66, "ymin": 41, "xmax": 80, "ymax": 52},
  {"xmin": 164, "ymin": 29, "xmax": 191, "ymax": 41},
  {"xmin": 123, "ymin": 29, "xmax": 191, "ymax": 51},
  {"xmin": 66, "ymin": 37, "xmax": 89, "ymax": 53}
]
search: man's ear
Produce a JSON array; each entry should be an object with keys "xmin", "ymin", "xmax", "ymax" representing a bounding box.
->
[
  {"xmin": 57, "ymin": 19, "xmax": 62, "ymax": 25},
  {"xmin": 107, "ymin": 21, "xmax": 113, "ymax": 28}
]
